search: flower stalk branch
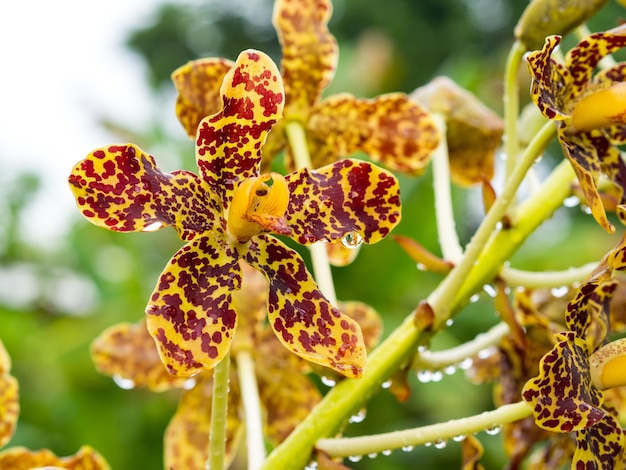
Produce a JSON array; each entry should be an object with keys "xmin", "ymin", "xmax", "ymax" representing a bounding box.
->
[
  {"xmin": 208, "ymin": 351, "xmax": 231, "ymax": 470},
  {"xmin": 503, "ymin": 39, "xmax": 526, "ymax": 183},
  {"xmin": 316, "ymin": 401, "xmax": 532, "ymax": 458},
  {"xmin": 500, "ymin": 262, "xmax": 597, "ymax": 288},
  {"xmin": 235, "ymin": 350, "xmax": 266, "ymax": 470}
]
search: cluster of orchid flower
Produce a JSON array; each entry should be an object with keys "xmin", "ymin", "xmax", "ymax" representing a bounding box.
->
[{"xmin": 5, "ymin": 0, "xmax": 626, "ymax": 468}]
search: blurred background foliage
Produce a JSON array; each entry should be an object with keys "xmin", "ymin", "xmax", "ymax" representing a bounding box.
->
[{"xmin": 2, "ymin": 0, "xmax": 626, "ymax": 469}]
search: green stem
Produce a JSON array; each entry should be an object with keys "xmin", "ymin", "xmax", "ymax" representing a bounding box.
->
[
  {"xmin": 413, "ymin": 321, "xmax": 510, "ymax": 371},
  {"xmin": 431, "ymin": 113, "xmax": 463, "ymax": 263},
  {"xmin": 503, "ymin": 40, "xmax": 526, "ymax": 183},
  {"xmin": 208, "ymin": 351, "xmax": 231, "ymax": 470},
  {"xmin": 236, "ymin": 350, "xmax": 266, "ymax": 470},
  {"xmin": 262, "ymin": 128, "xmax": 573, "ymax": 470},
  {"xmin": 429, "ymin": 121, "xmax": 557, "ymax": 327},
  {"xmin": 500, "ymin": 262, "xmax": 596, "ymax": 288},
  {"xmin": 316, "ymin": 401, "xmax": 532, "ymax": 458},
  {"xmin": 284, "ymin": 121, "xmax": 338, "ymax": 304}
]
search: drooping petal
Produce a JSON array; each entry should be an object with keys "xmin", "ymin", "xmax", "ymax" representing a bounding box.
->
[
  {"xmin": 0, "ymin": 340, "xmax": 18, "ymax": 448},
  {"xmin": 273, "ymin": 0, "xmax": 337, "ymax": 121},
  {"xmin": 91, "ymin": 320, "xmax": 189, "ymax": 391},
  {"xmin": 244, "ymin": 235, "xmax": 366, "ymax": 378},
  {"xmin": 284, "ymin": 159, "xmax": 402, "ymax": 245},
  {"xmin": 172, "ymin": 58, "xmax": 234, "ymax": 138},
  {"xmin": 255, "ymin": 328, "xmax": 322, "ymax": 444},
  {"xmin": 146, "ymin": 235, "xmax": 241, "ymax": 376},
  {"xmin": 522, "ymin": 332, "xmax": 606, "ymax": 433},
  {"xmin": 0, "ymin": 446, "xmax": 111, "ymax": 470},
  {"xmin": 564, "ymin": 26, "xmax": 626, "ymax": 93},
  {"xmin": 165, "ymin": 373, "xmax": 243, "ymax": 470},
  {"xmin": 526, "ymin": 36, "xmax": 571, "ymax": 120},
  {"xmin": 461, "ymin": 434, "xmax": 485, "ymax": 470},
  {"xmin": 195, "ymin": 49, "xmax": 284, "ymax": 209},
  {"xmin": 325, "ymin": 241, "xmax": 361, "ymax": 267},
  {"xmin": 337, "ymin": 301, "xmax": 383, "ymax": 352},
  {"xmin": 68, "ymin": 144, "xmax": 221, "ymax": 240},
  {"xmin": 308, "ymin": 93, "xmax": 439, "ymax": 175},
  {"xmin": 573, "ymin": 414, "xmax": 625, "ymax": 470}
]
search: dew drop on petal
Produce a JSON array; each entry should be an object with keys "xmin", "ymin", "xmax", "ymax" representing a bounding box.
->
[
  {"xmin": 349, "ymin": 408, "xmax": 367, "ymax": 423},
  {"xmin": 342, "ymin": 231, "xmax": 363, "ymax": 249},
  {"xmin": 182, "ymin": 378, "xmax": 197, "ymax": 390},
  {"xmin": 321, "ymin": 376, "xmax": 337, "ymax": 387},
  {"xmin": 112, "ymin": 374, "xmax": 135, "ymax": 390},
  {"xmin": 142, "ymin": 221, "xmax": 164, "ymax": 232}
]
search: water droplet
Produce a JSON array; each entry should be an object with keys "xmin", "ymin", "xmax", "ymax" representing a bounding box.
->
[
  {"xmin": 477, "ymin": 348, "xmax": 493, "ymax": 360},
  {"xmin": 417, "ymin": 345, "xmax": 427, "ymax": 352},
  {"xmin": 304, "ymin": 462, "xmax": 318, "ymax": 470},
  {"xmin": 112, "ymin": 374, "xmax": 135, "ymax": 390},
  {"xmin": 550, "ymin": 286, "xmax": 569, "ymax": 298},
  {"xmin": 321, "ymin": 376, "xmax": 336, "ymax": 387},
  {"xmin": 444, "ymin": 365, "xmax": 457, "ymax": 375},
  {"xmin": 381, "ymin": 380, "xmax": 392, "ymax": 389},
  {"xmin": 401, "ymin": 445, "xmax": 414, "ymax": 452},
  {"xmin": 485, "ymin": 425, "xmax": 502, "ymax": 435},
  {"xmin": 349, "ymin": 408, "xmax": 367, "ymax": 423},
  {"xmin": 381, "ymin": 449, "xmax": 392, "ymax": 456},
  {"xmin": 430, "ymin": 370, "xmax": 444, "ymax": 382},
  {"xmin": 564, "ymin": 195, "xmax": 580, "ymax": 208},
  {"xmin": 341, "ymin": 231, "xmax": 363, "ymax": 249},
  {"xmin": 434, "ymin": 439, "xmax": 448, "ymax": 449},
  {"xmin": 470, "ymin": 294, "xmax": 480, "ymax": 303},
  {"xmin": 416, "ymin": 263, "xmax": 427, "ymax": 271},
  {"xmin": 182, "ymin": 378, "xmax": 197, "ymax": 390},
  {"xmin": 445, "ymin": 319, "xmax": 454, "ymax": 327},
  {"xmin": 495, "ymin": 221, "xmax": 503, "ymax": 230},
  {"xmin": 367, "ymin": 452, "xmax": 378, "ymax": 459},
  {"xmin": 424, "ymin": 441, "xmax": 432, "ymax": 447},
  {"xmin": 348, "ymin": 455, "xmax": 363, "ymax": 462},
  {"xmin": 459, "ymin": 357, "xmax": 473, "ymax": 370},
  {"xmin": 142, "ymin": 221, "xmax": 164, "ymax": 232},
  {"xmin": 483, "ymin": 284, "xmax": 497, "ymax": 298},
  {"xmin": 452, "ymin": 435, "xmax": 467, "ymax": 442},
  {"xmin": 417, "ymin": 370, "xmax": 433, "ymax": 383},
  {"xmin": 582, "ymin": 205, "xmax": 592, "ymax": 215}
]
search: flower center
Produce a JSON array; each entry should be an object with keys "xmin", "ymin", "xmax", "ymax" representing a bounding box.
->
[
  {"xmin": 570, "ymin": 82, "xmax": 626, "ymax": 133},
  {"xmin": 227, "ymin": 172, "xmax": 291, "ymax": 242},
  {"xmin": 589, "ymin": 338, "xmax": 626, "ymax": 389}
]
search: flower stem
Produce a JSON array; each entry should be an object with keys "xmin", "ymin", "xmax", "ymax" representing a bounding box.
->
[
  {"xmin": 431, "ymin": 113, "xmax": 463, "ymax": 264},
  {"xmin": 208, "ymin": 351, "xmax": 231, "ymax": 470},
  {"xmin": 262, "ymin": 127, "xmax": 574, "ymax": 470},
  {"xmin": 413, "ymin": 321, "xmax": 510, "ymax": 370},
  {"xmin": 428, "ymin": 121, "xmax": 557, "ymax": 327},
  {"xmin": 236, "ymin": 350, "xmax": 266, "ymax": 470},
  {"xmin": 316, "ymin": 401, "xmax": 532, "ymax": 458},
  {"xmin": 503, "ymin": 40, "xmax": 526, "ymax": 183},
  {"xmin": 284, "ymin": 120, "xmax": 338, "ymax": 304},
  {"xmin": 500, "ymin": 262, "xmax": 596, "ymax": 288}
]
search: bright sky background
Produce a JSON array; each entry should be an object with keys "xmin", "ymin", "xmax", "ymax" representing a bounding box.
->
[{"xmin": 0, "ymin": 0, "xmax": 164, "ymax": 247}]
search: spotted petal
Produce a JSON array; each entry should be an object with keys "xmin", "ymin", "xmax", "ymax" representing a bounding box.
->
[
  {"xmin": 0, "ymin": 340, "xmax": 18, "ymax": 448},
  {"xmin": 273, "ymin": 0, "xmax": 337, "ymax": 120},
  {"xmin": 573, "ymin": 414, "xmax": 625, "ymax": 470},
  {"xmin": 172, "ymin": 58, "xmax": 234, "ymax": 138},
  {"xmin": 285, "ymin": 159, "xmax": 401, "ymax": 245},
  {"xmin": 245, "ymin": 235, "xmax": 366, "ymax": 378},
  {"xmin": 522, "ymin": 332, "xmax": 606, "ymax": 433},
  {"xmin": 165, "ymin": 373, "xmax": 243, "ymax": 470},
  {"xmin": 68, "ymin": 144, "xmax": 221, "ymax": 241},
  {"xmin": 91, "ymin": 320, "xmax": 189, "ymax": 391},
  {"xmin": 195, "ymin": 49, "xmax": 284, "ymax": 209},
  {"xmin": 146, "ymin": 235, "xmax": 241, "ymax": 376},
  {"xmin": 308, "ymin": 93, "xmax": 439, "ymax": 175},
  {"xmin": 595, "ymin": 64, "xmax": 626, "ymax": 144},
  {"xmin": 0, "ymin": 446, "xmax": 110, "ymax": 470}
]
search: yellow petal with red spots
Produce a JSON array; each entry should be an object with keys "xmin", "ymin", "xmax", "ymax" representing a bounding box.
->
[
  {"xmin": 245, "ymin": 235, "xmax": 366, "ymax": 378},
  {"xmin": 461, "ymin": 434, "xmax": 485, "ymax": 470},
  {"xmin": 195, "ymin": 49, "xmax": 284, "ymax": 209},
  {"xmin": 325, "ymin": 241, "xmax": 360, "ymax": 267},
  {"xmin": 0, "ymin": 340, "xmax": 18, "ymax": 448},
  {"xmin": 146, "ymin": 236, "xmax": 241, "ymax": 376},
  {"xmin": 338, "ymin": 301, "xmax": 383, "ymax": 352},
  {"xmin": 308, "ymin": 93, "xmax": 439, "ymax": 175},
  {"xmin": 0, "ymin": 446, "xmax": 111, "ymax": 470},
  {"xmin": 573, "ymin": 415, "xmax": 626, "ymax": 470},
  {"xmin": 165, "ymin": 373, "xmax": 243, "ymax": 470},
  {"xmin": 273, "ymin": 0, "xmax": 337, "ymax": 121},
  {"xmin": 68, "ymin": 144, "xmax": 221, "ymax": 241},
  {"xmin": 285, "ymin": 159, "xmax": 401, "ymax": 245},
  {"xmin": 91, "ymin": 320, "xmax": 189, "ymax": 391},
  {"xmin": 255, "ymin": 328, "xmax": 321, "ymax": 445},
  {"xmin": 172, "ymin": 58, "xmax": 234, "ymax": 138}
]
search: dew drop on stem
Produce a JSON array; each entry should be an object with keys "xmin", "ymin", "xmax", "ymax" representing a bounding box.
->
[
  {"xmin": 112, "ymin": 374, "xmax": 135, "ymax": 390},
  {"xmin": 434, "ymin": 439, "xmax": 448, "ymax": 449},
  {"xmin": 321, "ymin": 376, "xmax": 336, "ymax": 387},
  {"xmin": 349, "ymin": 408, "xmax": 367, "ymax": 423},
  {"xmin": 348, "ymin": 455, "xmax": 363, "ymax": 462}
]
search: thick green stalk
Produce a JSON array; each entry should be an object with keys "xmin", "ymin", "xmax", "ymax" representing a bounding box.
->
[
  {"xmin": 263, "ymin": 127, "xmax": 574, "ymax": 470},
  {"xmin": 503, "ymin": 40, "xmax": 526, "ymax": 182},
  {"xmin": 208, "ymin": 351, "xmax": 231, "ymax": 470}
]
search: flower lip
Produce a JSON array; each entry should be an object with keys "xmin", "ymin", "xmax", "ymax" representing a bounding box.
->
[
  {"xmin": 570, "ymin": 82, "xmax": 626, "ymax": 134},
  {"xmin": 590, "ymin": 337, "xmax": 626, "ymax": 390},
  {"xmin": 227, "ymin": 172, "xmax": 291, "ymax": 242}
]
